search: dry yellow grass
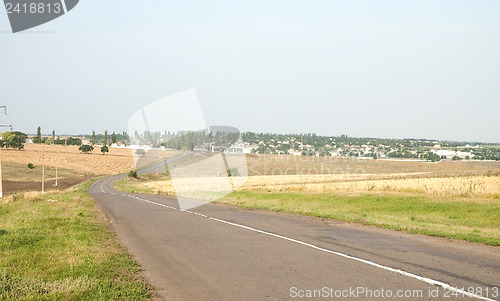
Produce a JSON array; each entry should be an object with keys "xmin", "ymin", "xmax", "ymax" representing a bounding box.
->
[
  {"xmin": 139, "ymin": 173, "xmax": 500, "ymax": 200},
  {"xmin": 139, "ymin": 172, "xmax": 419, "ymax": 195},
  {"xmin": 0, "ymin": 190, "xmax": 44, "ymax": 204},
  {"xmin": 120, "ymin": 153, "xmax": 500, "ymax": 201},
  {"xmin": 241, "ymin": 175, "xmax": 500, "ymax": 199}
]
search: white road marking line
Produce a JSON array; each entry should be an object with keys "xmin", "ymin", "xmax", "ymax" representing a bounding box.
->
[
  {"xmin": 100, "ymin": 181, "xmax": 106, "ymax": 194},
  {"xmin": 187, "ymin": 211, "xmax": 208, "ymax": 218},
  {"xmin": 109, "ymin": 184, "xmax": 496, "ymax": 301},
  {"xmin": 207, "ymin": 217, "xmax": 496, "ymax": 301}
]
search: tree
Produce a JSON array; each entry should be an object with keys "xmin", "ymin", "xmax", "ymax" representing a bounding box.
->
[
  {"xmin": 104, "ymin": 130, "xmax": 108, "ymax": 146},
  {"xmin": 111, "ymin": 132, "xmax": 116, "ymax": 144},
  {"xmin": 52, "ymin": 130, "xmax": 55, "ymax": 144},
  {"xmin": 186, "ymin": 131, "xmax": 195, "ymax": 151},
  {"xmin": 122, "ymin": 131, "xmax": 129, "ymax": 146},
  {"xmin": 91, "ymin": 131, "xmax": 96, "ymax": 145},
  {"xmin": 1, "ymin": 131, "xmax": 27, "ymax": 150},
  {"xmin": 33, "ymin": 126, "xmax": 42, "ymax": 143},
  {"xmin": 79, "ymin": 145, "xmax": 94, "ymax": 154},
  {"xmin": 101, "ymin": 145, "xmax": 109, "ymax": 154},
  {"xmin": 66, "ymin": 137, "xmax": 82, "ymax": 146},
  {"xmin": 426, "ymin": 152, "xmax": 441, "ymax": 162}
]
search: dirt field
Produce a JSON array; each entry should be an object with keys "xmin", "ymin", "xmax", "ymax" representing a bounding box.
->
[
  {"xmin": 1, "ymin": 144, "xmax": 136, "ymax": 175},
  {"xmin": 3, "ymin": 176, "xmax": 96, "ymax": 194},
  {"xmin": 245, "ymin": 154, "xmax": 500, "ymax": 176},
  {"xmin": 0, "ymin": 144, "xmax": 180, "ymax": 194}
]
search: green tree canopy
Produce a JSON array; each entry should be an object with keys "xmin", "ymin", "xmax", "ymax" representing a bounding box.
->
[
  {"xmin": 101, "ymin": 145, "xmax": 109, "ymax": 154},
  {"xmin": 1, "ymin": 131, "xmax": 27, "ymax": 150},
  {"xmin": 79, "ymin": 144, "xmax": 94, "ymax": 154},
  {"xmin": 33, "ymin": 126, "xmax": 42, "ymax": 143}
]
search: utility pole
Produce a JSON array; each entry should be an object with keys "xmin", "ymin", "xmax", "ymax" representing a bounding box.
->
[
  {"xmin": 301, "ymin": 134, "xmax": 304, "ymax": 156},
  {"xmin": 0, "ymin": 148, "xmax": 2, "ymax": 198},
  {"xmin": 65, "ymin": 134, "xmax": 68, "ymax": 164},
  {"xmin": 0, "ymin": 150, "xmax": 2, "ymax": 198},
  {"xmin": 41, "ymin": 146, "xmax": 45, "ymax": 193},
  {"xmin": 0, "ymin": 105, "xmax": 13, "ymax": 198},
  {"xmin": 55, "ymin": 156, "xmax": 58, "ymax": 187}
]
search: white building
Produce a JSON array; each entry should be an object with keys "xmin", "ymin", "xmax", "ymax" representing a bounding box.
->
[{"xmin": 431, "ymin": 149, "xmax": 473, "ymax": 159}]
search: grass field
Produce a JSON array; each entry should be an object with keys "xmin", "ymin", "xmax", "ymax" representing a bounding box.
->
[
  {"xmin": 114, "ymin": 154, "xmax": 500, "ymax": 246},
  {"xmin": 236, "ymin": 174, "xmax": 500, "ymax": 198},
  {"xmin": 0, "ymin": 180, "xmax": 153, "ymax": 300},
  {"xmin": 136, "ymin": 172, "xmax": 500, "ymax": 199},
  {"xmin": 114, "ymin": 174, "xmax": 166, "ymax": 195},
  {"xmin": 219, "ymin": 191, "xmax": 500, "ymax": 246}
]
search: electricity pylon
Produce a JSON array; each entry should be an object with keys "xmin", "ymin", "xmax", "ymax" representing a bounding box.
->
[{"xmin": 0, "ymin": 105, "xmax": 13, "ymax": 198}]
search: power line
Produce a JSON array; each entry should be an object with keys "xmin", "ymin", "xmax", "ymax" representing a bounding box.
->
[{"xmin": 0, "ymin": 106, "xmax": 13, "ymax": 131}]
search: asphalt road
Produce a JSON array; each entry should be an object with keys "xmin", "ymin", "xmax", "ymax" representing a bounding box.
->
[{"xmin": 89, "ymin": 175, "xmax": 500, "ymax": 301}]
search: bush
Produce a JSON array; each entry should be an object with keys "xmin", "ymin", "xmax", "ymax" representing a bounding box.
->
[
  {"xmin": 101, "ymin": 145, "xmax": 109, "ymax": 154},
  {"xmin": 128, "ymin": 170, "xmax": 138, "ymax": 179},
  {"xmin": 426, "ymin": 152, "xmax": 441, "ymax": 162},
  {"xmin": 79, "ymin": 145, "xmax": 94, "ymax": 154}
]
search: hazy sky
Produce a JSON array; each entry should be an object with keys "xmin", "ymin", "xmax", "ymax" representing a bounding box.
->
[{"xmin": 1, "ymin": 0, "xmax": 499, "ymax": 142}]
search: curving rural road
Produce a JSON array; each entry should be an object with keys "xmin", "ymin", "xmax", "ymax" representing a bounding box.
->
[{"xmin": 89, "ymin": 173, "xmax": 500, "ymax": 300}]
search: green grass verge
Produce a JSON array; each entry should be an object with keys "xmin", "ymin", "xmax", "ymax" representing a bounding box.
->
[
  {"xmin": 0, "ymin": 180, "xmax": 153, "ymax": 300},
  {"xmin": 114, "ymin": 174, "xmax": 167, "ymax": 195},
  {"xmin": 220, "ymin": 191, "xmax": 500, "ymax": 246}
]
